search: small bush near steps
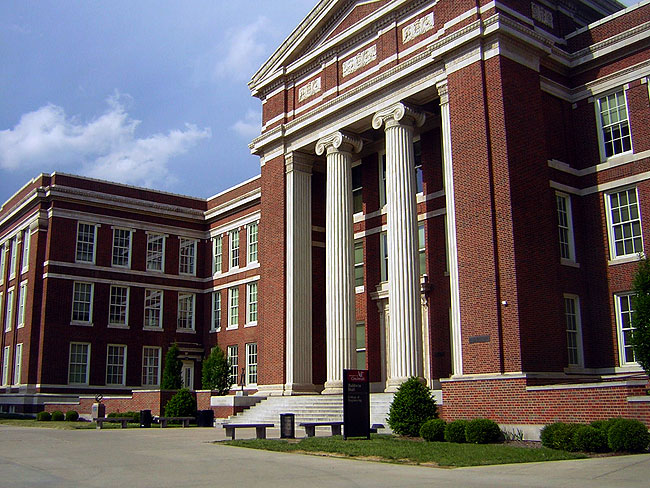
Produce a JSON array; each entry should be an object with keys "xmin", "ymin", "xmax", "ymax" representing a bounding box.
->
[
  {"xmin": 444, "ymin": 419, "xmax": 468, "ymax": 443},
  {"xmin": 164, "ymin": 388, "xmax": 197, "ymax": 418},
  {"xmin": 465, "ymin": 418, "xmax": 502, "ymax": 444},
  {"xmin": 51, "ymin": 410, "xmax": 65, "ymax": 421},
  {"xmin": 420, "ymin": 419, "xmax": 446, "ymax": 441},
  {"xmin": 65, "ymin": 410, "xmax": 79, "ymax": 422},
  {"xmin": 36, "ymin": 411, "xmax": 51, "ymax": 421},
  {"xmin": 387, "ymin": 377, "xmax": 437, "ymax": 437}
]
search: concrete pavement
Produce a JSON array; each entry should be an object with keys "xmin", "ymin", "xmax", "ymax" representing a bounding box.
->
[{"xmin": 0, "ymin": 424, "xmax": 648, "ymax": 487}]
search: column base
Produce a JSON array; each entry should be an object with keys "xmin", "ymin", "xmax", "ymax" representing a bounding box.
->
[
  {"xmin": 384, "ymin": 377, "xmax": 426, "ymax": 392},
  {"xmin": 283, "ymin": 383, "xmax": 321, "ymax": 395},
  {"xmin": 322, "ymin": 380, "xmax": 343, "ymax": 395}
]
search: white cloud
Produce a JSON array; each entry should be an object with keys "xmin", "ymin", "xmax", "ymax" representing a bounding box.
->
[
  {"xmin": 232, "ymin": 109, "xmax": 261, "ymax": 139},
  {"xmin": 0, "ymin": 94, "xmax": 211, "ymax": 189},
  {"xmin": 212, "ymin": 17, "xmax": 273, "ymax": 81}
]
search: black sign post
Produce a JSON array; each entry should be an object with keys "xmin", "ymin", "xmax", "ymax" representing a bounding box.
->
[{"xmin": 343, "ymin": 369, "xmax": 370, "ymax": 440}]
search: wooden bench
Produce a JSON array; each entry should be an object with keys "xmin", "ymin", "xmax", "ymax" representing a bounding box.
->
[
  {"xmin": 222, "ymin": 423, "xmax": 274, "ymax": 440},
  {"xmin": 95, "ymin": 417, "xmax": 131, "ymax": 429},
  {"xmin": 299, "ymin": 421, "xmax": 344, "ymax": 437},
  {"xmin": 156, "ymin": 416, "xmax": 195, "ymax": 428}
]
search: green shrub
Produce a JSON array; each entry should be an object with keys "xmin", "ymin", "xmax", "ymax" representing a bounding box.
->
[
  {"xmin": 420, "ymin": 419, "xmax": 446, "ymax": 442},
  {"xmin": 444, "ymin": 419, "xmax": 468, "ymax": 443},
  {"xmin": 36, "ymin": 411, "xmax": 51, "ymax": 421},
  {"xmin": 202, "ymin": 346, "xmax": 232, "ymax": 394},
  {"xmin": 161, "ymin": 343, "xmax": 183, "ymax": 390},
  {"xmin": 51, "ymin": 410, "xmax": 64, "ymax": 421},
  {"xmin": 573, "ymin": 425, "xmax": 609, "ymax": 453},
  {"xmin": 607, "ymin": 418, "xmax": 650, "ymax": 453},
  {"xmin": 387, "ymin": 377, "xmax": 437, "ymax": 437},
  {"xmin": 164, "ymin": 388, "xmax": 197, "ymax": 418},
  {"xmin": 540, "ymin": 422, "xmax": 580, "ymax": 451},
  {"xmin": 465, "ymin": 418, "xmax": 502, "ymax": 444},
  {"xmin": 65, "ymin": 410, "xmax": 79, "ymax": 421}
]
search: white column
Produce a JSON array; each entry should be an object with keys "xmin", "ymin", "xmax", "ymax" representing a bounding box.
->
[
  {"xmin": 372, "ymin": 102, "xmax": 425, "ymax": 391},
  {"xmin": 284, "ymin": 152, "xmax": 317, "ymax": 394},
  {"xmin": 437, "ymin": 80, "xmax": 463, "ymax": 376},
  {"xmin": 316, "ymin": 131, "xmax": 363, "ymax": 394}
]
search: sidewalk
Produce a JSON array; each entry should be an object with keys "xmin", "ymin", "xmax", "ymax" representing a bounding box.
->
[{"xmin": 0, "ymin": 424, "xmax": 648, "ymax": 487}]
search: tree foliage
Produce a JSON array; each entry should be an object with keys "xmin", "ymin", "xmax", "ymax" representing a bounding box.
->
[
  {"xmin": 164, "ymin": 388, "xmax": 197, "ymax": 418},
  {"xmin": 202, "ymin": 346, "xmax": 232, "ymax": 394},
  {"xmin": 387, "ymin": 377, "xmax": 437, "ymax": 436},
  {"xmin": 632, "ymin": 256, "xmax": 650, "ymax": 373},
  {"xmin": 161, "ymin": 343, "xmax": 183, "ymax": 390}
]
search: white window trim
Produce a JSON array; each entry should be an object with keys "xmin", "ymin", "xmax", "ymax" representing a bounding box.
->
[
  {"xmin": 2, "ymin": 346, "xmax": 10, "ymax": 386},
  {"xmin": 179, "ymin": 237, "xmax": 197, "ymax": 276},
  {"xmin": 213, "ymin": 234, "xmax": 223, "ymax": 274},
  {"xmin": 604, "ymin": 186, "xmax": 644, "ymax": 262},
  {"xmin": 106, "ymin": 344, "xmax": 127, "ymax": 386},
  {"xmin": 380, "ymin": 231, "xmax": 388, "ymax": 283},
  {"xmin": 245, "ymin": 282, "xmax": 258, "ymax": 327},
  {"xmin": 245, "ymin": 342, "xmax": 258, "ymax": 386},
  {"xmin": 142, "ymin": 346, "xmax": 161, "ymax": 387},
  {"xmin": 230, "ymin": 229, "xmax": 240, "ymax": 270},
  {"xmin": 143, "ymin": 289, "xmax": 163, "ymax": 330},
  {"xmin": 9, "ymin": 237, "xmax": 17, "ymax": 281},
  {"xmin": 71, "ymin": 282, "xmax": 94, "ymax": 326},
  {"xmin": 4, "ymin": 287, "xmax": 14, "ymax": 332},
  {"xmin": 595, "ymin": 88, "xmax": 633, "ymax": 163},
  {"xmin": 108, "ymin": 285, "xmax": 130, "ymax": 329},
  {"xmin": 556, "ymin": 191, "xmax": 577, "ymax": 265},
  {"xmin": 75, "ymin": 222, "xmax": 98, "ymax": 265},
  {"xmin": 247, "ymin": 222, "xmax": 259, "ymax": 264},
  {"xmin": 228, "ymin": 287, "xmax": 239, "ymax": 330},
  {"xmin": 177, "ymin": 293, "xmax": 196, "ymax": 332},
  {"xmin": 0, "ymin": 244, "xmax": 6, "ymax": 285},
  {"xmin": 111, "ymin": 227, "xmax": 133, "ymax": 268},
  {"xmin": 68, "ymin": 342, "xmax": 91, "ymax": 385},
  {"xmin": 211, "ymin": 291, "xmax": 221, "ymax": 332},
  {"xmin": 614, "ymin": 292, "xmax": 638, "ymax": 367},
  {"xmin": 20, "ymin": 230, "xmax": 30, "ymax": 274},
  {"xmin": 17, "ymin": 281, "xmax": 27, "ymax": 329},
  {"xmin": 227, "ymin": 345, "xmax": 238, "ymax": 386},
  {"xmin": 145, "ymin": 232, "xmax": 166, "ymax": 273},
  {"xmin": 378, "ymin": 150, "xmax": 387, "ymax": 209},
  {"xmin": 13, "ymin": 343, "xmax": 22, "ymax": 385},
  {"xmin": 564, "ymin": 294, "xmax": 584, "ymax": 369},
  {"xmin": 351, "ymin": 159, "xmax": 363, "ymax": 217}
]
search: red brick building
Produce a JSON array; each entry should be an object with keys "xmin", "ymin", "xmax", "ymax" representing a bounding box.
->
[{"xmin": 1, "ymin": 0, "xmax": 649, "ymax": 426}]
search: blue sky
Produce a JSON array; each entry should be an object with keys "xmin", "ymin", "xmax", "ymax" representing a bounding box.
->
[{"xmin": 0, "ymin": 0, "xmax": 639, "ymax": 204}]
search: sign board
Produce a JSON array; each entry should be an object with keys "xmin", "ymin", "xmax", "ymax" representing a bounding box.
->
[{"xmin": 343, "ymin": 369, "xmax": 370, "ymax": 439}]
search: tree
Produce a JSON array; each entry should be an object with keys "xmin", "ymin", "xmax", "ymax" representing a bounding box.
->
[
  {"xmin": 161, "ymin": 343, "xmax": 183, "ymax": 390},
  {"xmin": 632, "ymin": 256, "xmax": 650, "ymax": 373},
  {"xmin": 387, "ymin": 377, "xmax": 437, "ymax": 436},
  {"xmin": 202, "ymin": 346, "xmax": 232, "ymax": 394}
]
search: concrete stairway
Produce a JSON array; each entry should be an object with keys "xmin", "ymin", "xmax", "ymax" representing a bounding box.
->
[{"xmin": 221, "ymin": 393, "xmax": 394, "ymax": 433}]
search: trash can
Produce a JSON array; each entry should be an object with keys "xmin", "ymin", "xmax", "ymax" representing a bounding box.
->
[
  {"xmin": 139, "ymin": 409, "xmax": 152, "ymax": 428},
  {"xmin": 196, "ymin": 409, "xmax": 215, "ymax": 427},
  {"xmin": 280, "ymin": 413, "xmax": 295, "ymax": 439}
]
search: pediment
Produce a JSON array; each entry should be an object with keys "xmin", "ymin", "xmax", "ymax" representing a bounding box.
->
[{"xmin": 250, "ymin": 0, "xmax": 394, "ymax": 95}]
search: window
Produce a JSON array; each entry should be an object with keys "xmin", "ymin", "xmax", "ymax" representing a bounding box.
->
[
  {"xmin": 597, "ymin": 90, "xmax": 632, "ymax": 159},
  {"xmin": 414, "ymin": 139, "xmax": 423, "ymax": 194},
  {"xmin": 230, "ymin": 230, "xmax": 240, "ymax": 268},
  {"xmin": 379, "ymin": 153, "xmax": 387, "ymax": 207},
  {"xmin": 0, "ymin": 244, "xmax": 5, "ymax": 284},
  {"xmin": 246, "ymin": 342, "xmax": 257, "ymax": 385},
  {"xmin": 0, "ymin": 293, "xmax": 3, "ymax": 330},
  {"xmin": 418, "ymin": 223, "xmax": 426, "ymax": 276},
  {"xmin": 606, "ymin": 188, "xmax": 643, "ymax": 259},
  {"xmin": 112, "ymin": 228, "xmax": 132, "ymax": 267},
  {"xmin": 228, "ymin": 287, "xmax": 239, "ymax": 328},
  {"xmin": 5, "ymin": 289, "xmax": 14, "ymax": 332},
  {"xmin": 9, "ymin": 237, "xmax": 17, "ymax": 279},
  {"xmin": 179, "ymin": 238, "xmax": 196, "ymax": 275},
  {"xmin": 13, "ymin": 344, "xmax": 22, "ymax": 385},
  {"xmin": 144, "ymin": 289, "xmax": 163, "ymax": 329},
  {"xmin": 212, "ymin": 291, "xmax": 221, "ymax": 331},
  {"xmin": 72, "ymin": 282, "xmax": 93, "ymax": 324},
  {"xmin": 68, "ymin": 343, "xmax": 90, "ymax": 384},
  {"xmin": 76, "ymin": 223, "xmax": 97, "ymax": 263},
  {"xmin": 356, "ymin": 322, "xmax": 366, "ymax": 368},
  {"xmin": 354, "ymin": 240, "xmax": 364, "ymax": 288},
  {"xmin": 352, "ymin": 163, "xmax": 363, "ymax": 214},
  {"xmin": 21, "ymin": 230, "xmax": 30, "ymax": 273},
  {"xmin": 556, "ymin": 193, "xmax": 576, "ymax": 262},
  {"xmin": 17, "ymin": 282, "xmax": 26, "ymax": 328},
  {"xmin": 247, "ymin": 222, "xmax": 259, "ymax": 264},
  {"xmin": 146, "ymin": 233, "xmax": 165, "ymax": 272},
  {"xmin": 380, "ymin": 232, "xmax": 388, "ymax": 282},
  {"xmin": 177, "ymin": 293, "xmax": 195, "ymax": 331},
  {"xmin": 564, "ymin": 295, "xmax": 583, "ymax": 367},
  {"xmin": 247, "ymin": 282, "xmax": 258, "ymax": 325},
  {"xmin": 213, "ymin": 235, "xmax": 223, "ymax": 273},
  {"xmin": 142, "ymin": 346, "xmax": 161, "ymax": 386},
  {"xmin": 106, "ymin": 344, "xmax": 127, "ymax": 385},
  {"xmin": 2, "ymin": 346, "xmax": 10, "ymax": 386},
  {"xmin": 615, "ymin": 293, "xmax": 637, "ymax": 366},
  {"xmin": 227, "ymin": 345, "xmax": 238, "ymax": 386},
  {"xmin": 109, "ymin": 286, "xmax": 129, "ymax": 327}
]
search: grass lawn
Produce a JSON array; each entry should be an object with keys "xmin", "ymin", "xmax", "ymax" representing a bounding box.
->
[
  {"xmin": 222, "ymin": 435, "xmax": 588, "ymax": 467},
  {"xmin": 0, "ymin": 418, "xmax": 100, "ymax": 429}
]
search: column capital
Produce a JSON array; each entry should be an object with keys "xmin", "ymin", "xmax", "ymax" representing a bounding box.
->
[
  {"xmin": 436, "ymin": 80, "xmax": 449, "ymax": 106},
  {"xmin": 285, "ymin": 151, "xmax": 314, "ymax": 174},
  {"xmin": 315, "ymin": 131, "xmax": 363, "ymax": 156},
  {"xmin": 372, "ymin": 102, "xmax": 425, "ymax": 131}
]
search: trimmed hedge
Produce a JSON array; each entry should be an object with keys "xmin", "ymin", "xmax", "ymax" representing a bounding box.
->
[
  {"xmin": 573, "ymin": 426, "xmax": 608, "ymax": 453},
  {"xmin": 36, "ymin": 411, "xmax": 51, "ymax": 421},
  {"xmin": 51, "ymin": 410, "xmax": 64, "ymax": 421},
  {"xmin": 607, "ymin": 418, "xmax": 650, "ymax": 453},
  {"xmin": 65, "ymin": 410, "xmax": 79, "ymax": 422},
  {"xmin": 420, "ymin": 419, "xmax": 446, "ymax": 442},
  {"xmin": 108, "ymin": 411, "xmax": 140, "ymax": 423},
  {"xmin": 540, "ymin": 422, "xmax": 580, "ymax": 451},
  {"xmin": 444, "ymin": 419, "xmax": 468, "ymax": 443},
  {"xmin": 465, "ymin": 418, "xmax": 502, "ymax": 444},
  {"xmin": 164, "ymin": 388, "xmax": 197, "ymax": 418},
  {"xmin": 387, "ymin": 377, "xmax": 437, "ymax": 437}
]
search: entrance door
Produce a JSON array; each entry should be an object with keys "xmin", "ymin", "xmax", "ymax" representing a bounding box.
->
[{"xmin": 181, "ymin": 362, "xmax": 194, "ymax": 390}]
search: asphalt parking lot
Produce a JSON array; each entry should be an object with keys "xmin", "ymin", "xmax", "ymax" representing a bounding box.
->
[{"xmin": 0, "ymin": 425, "xmax": 648, "ymax": 487}]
